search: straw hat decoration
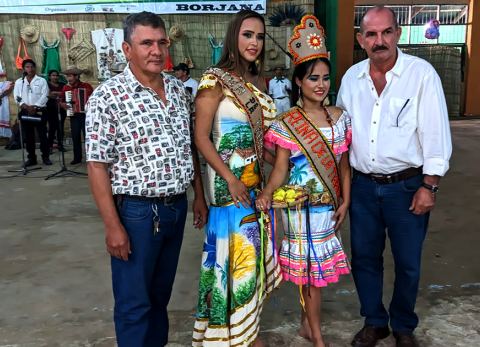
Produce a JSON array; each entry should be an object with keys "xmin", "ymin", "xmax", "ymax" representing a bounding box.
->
[
  {"xmin": 20, "ymin": 24, "xmax": 40, "ymax": 44},
  {"xmin": 62, "ymin": 65, "xmax": 87, "ymax": 75},
  {"xmin": 169, "ymin": 24, "xmax": 185, "ymax": 42}
]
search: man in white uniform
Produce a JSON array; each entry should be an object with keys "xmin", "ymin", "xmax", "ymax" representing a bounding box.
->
[
  {"xmin": 268, "ymin": 66, "xmax": 291, "ymax": 115},
  {"xmin": 173, "ymin": 63, "xmax": 199, "ymax": 98}
]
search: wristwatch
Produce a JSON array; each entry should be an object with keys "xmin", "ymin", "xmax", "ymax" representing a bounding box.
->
[{"xmin": 421, "ymin": 182, "xmax": 439, "ymax": 193}]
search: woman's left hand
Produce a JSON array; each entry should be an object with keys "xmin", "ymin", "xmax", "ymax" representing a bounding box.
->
[{"xmin": 332, "ymin": 202, "xmax": 349, "ymax": 231}]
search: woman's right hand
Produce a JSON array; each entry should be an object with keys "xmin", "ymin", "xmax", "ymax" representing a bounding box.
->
[
  {"xmin": 256, "ymin": 190, "xmax": 272, "ymax": 212},
  {"xmin": 227, "ymin": 177, "xmax": 250, "ymax": 208}
]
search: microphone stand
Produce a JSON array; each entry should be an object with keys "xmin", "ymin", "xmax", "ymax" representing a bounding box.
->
[{"xmin": 45, "ymin": 98, "xmax": 86, "ymax": 180}]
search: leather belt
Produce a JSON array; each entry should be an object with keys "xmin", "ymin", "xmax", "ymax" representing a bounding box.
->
[
  {"xmin": 115, "ymin": 193, "xmax": 186, "ymax": 205},
  {"xmin": 274, "ymin": 96, "xmax": 288, "ymax": 99},
  {"xmin": 353, "ymin": 167, "xmax": 422, "ymax": 184}
]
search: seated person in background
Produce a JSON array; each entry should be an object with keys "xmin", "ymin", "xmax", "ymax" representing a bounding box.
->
[
  {"xmin": 268, "ymin": 65, "xmax": 291, "ymax": 115},
  {"xmin": 173, "ymin": 63, "xmax": 199, "ymax": 98}
]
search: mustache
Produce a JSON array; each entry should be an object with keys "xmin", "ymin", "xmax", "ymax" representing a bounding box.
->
[{"xmin": 372, "ymin": 45, "xmax": 388, "ymax": 52}]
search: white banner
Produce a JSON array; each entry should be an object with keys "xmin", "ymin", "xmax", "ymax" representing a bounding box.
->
[{"xmin": 0, "ymin": 0, "xmax": 266, "ymax": 14}]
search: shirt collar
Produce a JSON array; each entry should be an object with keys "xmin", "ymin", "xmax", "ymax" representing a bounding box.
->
[
  {"xmin": 123, "ymin": 63, "xmax": 167, "ymax": 93},
  {"xmin": 357, "ymin": 48, "xmax": 405, "ymax": 79}
]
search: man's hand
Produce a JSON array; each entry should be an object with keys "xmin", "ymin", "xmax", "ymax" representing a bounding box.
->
[
  {"xmin": 105, "ymin": 224, "xmax": 131, "ymax": 261},
  {"xmin": 192, "ymin": 196, "xmax": 208, "ymax": 229},
  {"xmin": 409, "ymin": 188, "xmax": 435, "ymax": 215}
]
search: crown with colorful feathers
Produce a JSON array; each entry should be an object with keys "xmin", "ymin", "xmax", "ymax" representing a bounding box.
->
[{"xmin": 288, "ymin": 15, "xmax": 328, "ymax": 66}]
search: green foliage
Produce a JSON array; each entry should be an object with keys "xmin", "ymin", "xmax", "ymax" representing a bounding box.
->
[
  {"xmin": 214, "ymin": 167, "xmax": 243, "ymax": 204},
  {"xmin": 232, "ymin": 277, "xmax": 256, "ymax": 308},
  {"xmin": 210, "ymin": 287, "xmax": 228, "ymax": 325},
  {"xmin": 218, "ymin": 124, "xmax": 253, "ymax": 153},
  {"xmin": 196, "ymin": 267, "xmax": 215, "ymax": 316},
  {"xmin": 305, "ymin": 178, "xmax": 319, "ymax": 193}
]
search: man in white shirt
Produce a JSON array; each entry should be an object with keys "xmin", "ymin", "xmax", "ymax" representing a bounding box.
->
[
  {"xmin": 268, "ymin": 66, "xmax": 291, "ymax": 115},
  {"xmin": 13, "ymin": 59, "xmax": 51, "ymax": 166},
  {"xmin": 337, "ymin": 6, "xmax": 452, "ymax": 347},
  {"xmin": 173, "ymin": 63, "xmax": 199, "ymax": 98}
]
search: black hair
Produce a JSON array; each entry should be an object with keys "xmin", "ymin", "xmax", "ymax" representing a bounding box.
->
[
  {"xmin": 123, "ymin": 11, "xmax": 166, "ymax": 44},
  {"xmin": 22, "ymin": 59, "xmax": 36, "ymax": 69},
  {"xmin": 359, "ymin": 6, "xmax": 399, "ymax": 33},
  {"xmin": 48, "ymin": 69, "xmax": 59, "ymax": 76},
  {"xmin": 291, "ymin": 57, "xmax": 331, "ymax": 106}
]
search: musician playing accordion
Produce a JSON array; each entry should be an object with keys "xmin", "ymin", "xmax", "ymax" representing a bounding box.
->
[
  {"xmin": 13, "ymin": 59, "xmax": 51, "ymax": 166},
  {"xmin": 59, "ymin": 66, "xmax": 93, "ymax": 165}
]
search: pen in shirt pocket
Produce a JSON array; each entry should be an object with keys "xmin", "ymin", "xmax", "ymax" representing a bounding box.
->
[{"xmin": 396, "ymin": 98, "xmax": 410, "ymax": 127}]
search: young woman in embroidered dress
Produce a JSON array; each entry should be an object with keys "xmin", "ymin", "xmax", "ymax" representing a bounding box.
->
[
  {"xmin": 192, "ymin": 9, "xmax": 281, "ymax": 347},
  {"xmin": 256, "ymin": 15, "xmax": 351, "ymax": 347}
]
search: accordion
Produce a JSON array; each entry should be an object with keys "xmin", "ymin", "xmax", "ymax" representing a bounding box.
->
[{"xmin": 66, "ymin": 87, "xmax": 89, "ymax": 114}]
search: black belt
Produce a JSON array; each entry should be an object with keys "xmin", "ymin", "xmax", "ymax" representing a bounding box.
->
[
  {"xmin": 353, "ymin": 167, "xmax": 422, "ymax": 184},
  {"xmin": 274, "ymin": 96, "xmax": 288, "ymax": 100},
  {"xmin": 115, "ymin": 193, "xmax": 186, "ymax": 205}
]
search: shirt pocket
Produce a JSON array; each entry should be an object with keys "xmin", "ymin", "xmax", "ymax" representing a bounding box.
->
[{"xmin": 388, "ymin": 97, "xmax": 416, "ymax": 129}]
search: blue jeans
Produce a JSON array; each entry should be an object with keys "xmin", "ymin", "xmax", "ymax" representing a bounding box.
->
[
  {"xmin": 112, "ymin": 194, "xmax": 188, "ymax": 347},
  {"xmin": 350, "ymin": 173, "xmax": 429, "ymax": 333}
]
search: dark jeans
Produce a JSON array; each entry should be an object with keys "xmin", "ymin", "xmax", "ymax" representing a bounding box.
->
[
  {"xmin": 20, "ymin": 111, "xmax": 49, "ymax": 160},
  {"xmin": 112, "ymin": 194, "xmax": 188, "ymax": 347},
  {"xmin": 70, "ymin": 113, "xmax": 85, "ymax": 161},
  {"xmin": 350, "ymin": 173, "xmax": 429, "ymax": 334},
  {"xmin": 47, "ymin": 104, "xmax": 66, "ymax": 149}
]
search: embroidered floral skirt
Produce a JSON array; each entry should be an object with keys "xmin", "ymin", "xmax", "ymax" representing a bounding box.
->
[
  {"xmin": 193, "ymin": 203, "xmax": 282, "ymax": 346},
  {"xmin": 279, "ymin": 205, "xmax": 350, "ymax": 287}
]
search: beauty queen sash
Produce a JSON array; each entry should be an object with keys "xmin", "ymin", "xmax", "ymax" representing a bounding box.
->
[
  {"xmin": 205, "ymin": 67, "xmax": 265, "ymax": 180},
  {"xmin": 281, "ymin": 106, "xmax": 341, "ymax": 209}
]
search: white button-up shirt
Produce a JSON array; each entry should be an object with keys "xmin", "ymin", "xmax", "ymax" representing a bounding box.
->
[
  {"xmin": 13, "ymin": 74, "xmax": 49, "ymax": 108},
  {"xmin": 337, "ymin": 49, "xmax": 452, "ymax": 176},
  {"xmin": 85, "ymin": 66, "xmax": 194, "ymax": 197},
  {"xmin": 268, "ymin": 77, "xmax": 292, "ymax": 99}
]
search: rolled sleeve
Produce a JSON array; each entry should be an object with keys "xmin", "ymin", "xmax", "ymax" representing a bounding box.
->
[
  {"xmin": 85, "ymin": 90, "xmax": 117, "ymax": 163},
  {"xmin": 418, "ymin": 70, "xmax": 452, "ymax": 177}
]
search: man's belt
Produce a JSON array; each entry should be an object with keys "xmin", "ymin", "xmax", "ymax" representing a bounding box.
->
[
  {"xmin": 353, "ymin": 167, "xmax": 422, "ymax": 184},
  {"xmin": 274, "ymin": 96, "xmax": 288, "ymax": 100},
  {"xmin": 115, "ymin": 193, "xmax": 186, "ymax": 205}
]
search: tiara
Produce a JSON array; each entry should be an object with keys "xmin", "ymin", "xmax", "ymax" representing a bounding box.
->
[{"xmin": 288, "ymin": 15, "xmax": 328, "ymax": 66}]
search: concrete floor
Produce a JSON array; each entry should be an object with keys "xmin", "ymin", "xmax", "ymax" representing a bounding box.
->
[{"xmin": 0, "ymin": 120, "xmax": 479, "ymax": 347}]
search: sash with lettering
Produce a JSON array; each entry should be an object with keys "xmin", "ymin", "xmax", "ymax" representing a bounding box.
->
[
  {"xmin": 281, "ymin": 106, "xmax": 341, "ymax": 209},
  {"xmin": 205, "ymin": 67, "xmax": 265, "ymax": 180}
]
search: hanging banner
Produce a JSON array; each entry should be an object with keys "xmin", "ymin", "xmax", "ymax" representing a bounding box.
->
[{"xmin": 0, "ymin": 0, "xmax": 266, "ymax": 14}]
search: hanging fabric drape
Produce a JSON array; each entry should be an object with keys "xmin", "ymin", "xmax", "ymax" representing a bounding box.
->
[{"xmin": 208, "ymin": 33, "xmax": 223, "ymax": 65}]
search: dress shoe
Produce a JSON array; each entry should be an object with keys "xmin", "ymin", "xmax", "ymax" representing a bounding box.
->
[
  {"xmin": 70, "ymin": 159, "xmax": 82, "ymax": 165},
  {"xmin": 25, "ymin": 159, "xmax": 38, "ymax": 167},
  {"xmin": 42, "ymin": 158, "xmax": 53, "ymax": 166},
  {"xmin": 351, "ymin": 325, "xmax": 390, "ymax": 347},
  {"xmin": 394, "ymin": 332, "xmax": 419, "ymax": 347}
]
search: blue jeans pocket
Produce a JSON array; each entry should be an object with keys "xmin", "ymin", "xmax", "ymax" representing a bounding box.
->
[
  {"xmin": 119, "ymin": 199, "xmax": 152, "ymax": 221},
  {"xmin": 401, "ymin": 175, "xmax": 422, "ymax": 193}
]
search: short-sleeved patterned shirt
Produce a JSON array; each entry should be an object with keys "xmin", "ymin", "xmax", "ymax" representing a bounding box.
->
[{"xmin": 85, "ymin": 65, "xmax": 194, "ymax": 197}]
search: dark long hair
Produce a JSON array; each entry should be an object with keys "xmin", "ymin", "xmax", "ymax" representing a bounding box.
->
[
  {"xmin": 216, "ymin": 9, "xmax": 266, "ymax": 77},
  {"xmin": 291, "ymin": 57, "xmax": 331, "ymax": 106}
]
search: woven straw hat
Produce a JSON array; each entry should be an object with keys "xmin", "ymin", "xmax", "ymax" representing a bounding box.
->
[
  {"xmin": 20, "ymin": 24, "xmax": 40, "ymax": 44},
  {"xmin": 62, "ymin": 65, "xmax": 86, "ymax": 75},
  {"xmin": 169, "ymin": 24, "xmax": 185, "ymax": 42}
]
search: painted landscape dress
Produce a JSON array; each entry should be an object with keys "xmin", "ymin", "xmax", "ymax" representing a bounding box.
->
[
  {"xmin": 193, "ymin": 72, "xmax": 282, "ymax": 346},
  {"xmin": 264, "ymin": 110, "xmax": 351, "ymax": 287}
]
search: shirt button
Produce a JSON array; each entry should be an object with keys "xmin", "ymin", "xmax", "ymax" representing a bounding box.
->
[
  {"xmin": 373, "ymin": 121, "xmax": 377, "ymax": 124},
  {"xmin": 372, "ymin": 158, "xmax": 375, "ymax": 161},
  {"xmin": 375, "ymin": 102, "xmax": 379, "ymax": 106},
  {"xmin": 371, "ymin": 139, "xmax": 374, "ymax": 143}
]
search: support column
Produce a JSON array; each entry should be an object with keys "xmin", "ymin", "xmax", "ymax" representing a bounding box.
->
[{"xmin": 464, "ymin": 0, "xmax": 480, "ymax": 116}]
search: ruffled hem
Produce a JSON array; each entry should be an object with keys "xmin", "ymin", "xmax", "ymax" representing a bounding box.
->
[
  {"xmin": 281, "ymin": 267, "xmax": 350, "ymax": 287},
  {"xmin": 264, "ymin": 131, "xmax": 298, "ymax": 152}
]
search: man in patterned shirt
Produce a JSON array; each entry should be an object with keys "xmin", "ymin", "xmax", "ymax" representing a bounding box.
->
[{"xmin": 85, "ymin": 12, "xmax": 208, "ymax": 347}]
